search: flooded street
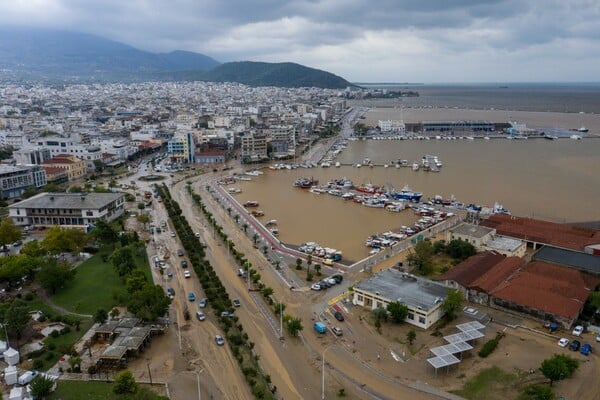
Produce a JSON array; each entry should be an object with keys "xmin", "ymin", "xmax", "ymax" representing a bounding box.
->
[{"xmin": 232, "ymin": 138, "xmax": 600, "ymax": 262}]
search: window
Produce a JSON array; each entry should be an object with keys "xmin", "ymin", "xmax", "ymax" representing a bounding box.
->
[
  {"xmin": 408, "ymin": 313, "xmax": 414, "ymax": 320},
  {"xmin": 86, "ymin": 211, "xmax": 93, "ymax": 216},
  {"xmin": 418, "ymin": 316, "xmax": 426, "ymax": 324},
  {"xmin": 357, "ymin": 294, "xmax": 363, "ymax": 302}
]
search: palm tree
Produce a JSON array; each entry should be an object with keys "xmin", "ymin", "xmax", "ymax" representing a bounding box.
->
[
  {"xmin": 275, "ymin": 260, "xmax": 281, "ymax": 270},
  {"xmin": 242, "ymin": 223, "xmax": 249, "ymax": 233},
  {"xmin": 234, "ymin": 215, "xmax": 240, "ymax": 224},
  {"xmin": 252, "ymin": 233, "xmax": 259, "ymax": 245},
  {"xmin": 314, "ymin": 264, "xmax": 322, "ymax": 276},
  {"xmin": 227, "ymin": 207, "xmax": 232, "ymax": 215}
]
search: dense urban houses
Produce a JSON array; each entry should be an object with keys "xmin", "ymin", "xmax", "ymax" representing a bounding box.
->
[
  {"xmin": 8, "ymin": 192, "xmax": 125, "ymax": 228},
  {"xmin": 353, "ymin": 268, "xmax": 450, "ymax": 329}
]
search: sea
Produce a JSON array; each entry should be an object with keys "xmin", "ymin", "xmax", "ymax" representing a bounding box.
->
[{"xmin": 233, "ymin": 84, "xmax": 600, "ymax": 261}]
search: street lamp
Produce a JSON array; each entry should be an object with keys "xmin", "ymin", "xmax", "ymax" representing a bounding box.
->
[
  {"xmin": 322, "ymin": 344, "xmax": 335, "ymax": 399},
  {"xmin": 196, "ymin": 368, "xmax": 205, "ymax": 400}
]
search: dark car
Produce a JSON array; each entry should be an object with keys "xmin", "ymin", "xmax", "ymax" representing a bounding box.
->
[
  {"xmin": 331, "ymin": 274, "xmax": 343, "ymax": 284},
  {"xmin": 177, "ymin": 249, "xmax": 184, "ymax": 257},
  {"xmin": 580, "ymin": 343, "xmax": 592, "ymax": 356},
  {"xmin": 333, "ymin": 311, "xmax": 345, "ymax": 322},
  {"xmin": 569, "ymin": 340, "xmax": 581, "ymax": 351},
  {"xmin": 181, "ymin": 260, "xmax": 188, "ymax": 268}
]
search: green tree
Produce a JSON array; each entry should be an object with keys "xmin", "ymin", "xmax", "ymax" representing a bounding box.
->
[
  {"xmin": 91, "ymin": 219, "xmax": 119, "ymax": 249},
  {"xmin": 4, "ymin": 299, "xmax": 30, "ymax": 343},
  {"xmin": 252, "ymin": 233, "xmax": 259, "ymax": 245},
  {"xmin": 113, "ymin": 370, "xmax": 138, "ymax": 395},
  {"xmin": 286, "ymin": 317, "xmax": 303, "ymax": 337},
  {"xmin": 21, "ymin": 187, "xmax": 38, "ymax": 199},
  {"xmin": 41, "ymin": 227, "xmax": 88, "ymax": 255},
  {"xmin": 432, "ymin": 240, "xmax": 446, "ymax": 254},
  {"xmin": 0, "ymin": 254, "xmax": 39, "ymax": 283},
  {"xmin": 125, "ymin": 269, "xmax": 148, "ymax": 294},
  {"xmin": 20, "ymin": 240, "xmax": 46, "ymax": 258},
  {"xmin": 406, "ymin": 329, "xmax": 416, "ymax": 345},
  {"xmin": 372, "ymin": 307, "xmax": 388, "ymax": 323},
  {"xmin": 446, "ymin": 239, "xmax": 477, "ymax": 261},
  {"xmin": 387, "ymin": 301, "xmax": 409, "ymax": 323},
  {"xmin": 242, "ymin": 223, "xmax": 248, "ymax": 233},
  {"xmin": 442, "ymin": 289, "xmax": 463, "ymax": 320},
  {"xmin": 94, "ymin": 308, "xmax": 108, "ymax": 324},
  {"xmin": 539, "ymin": 354, "xmax": 579, "ymax": 386},
  {"xmin": 518, "ymin": 384, "xmax": 554, "ymax": 400},
  {"xmin": 0, "ymin": 219, "xmax": 21, "ymax": 251},
  {"xmin": 29, "ymin": 375, "xmax": 55, "ymax": 399},
  {"xmin": 314, "ymin": 264, "xmax": 321, "ymax": 276},
  {"xmin": 234, "ymin": 215, "xmax": 240, "ymax": 224},
  {"xmin": 407, "ymin": 240, "xmax": 434, "ymax": 275},
  {"xmin": 127, "ymin": 283, "xmax": 171, "ymax": 321},
  {"xmin": 295, "ymin": 258, "xmax": 303, "ymax": 270},
  {"xmin": 109, "ymin": 246, "xmax": 137, "ymax": 277},
  {"xmin": 37, "ymin": 260, "xmax": 76, "ymax": 294},
  {"xmin": 93, "ymin": 159, "xmax": 104, "ymax": 173}
]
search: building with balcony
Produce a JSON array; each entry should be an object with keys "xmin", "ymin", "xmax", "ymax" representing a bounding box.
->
[
  {"xmin": 167, "ymin": 132, "xmax": 195, "ymax": 163},
  {"xmin": 42, "ymin": 154, "xmax": 87, "ymax": 181},
  {"xmin": 9, "ymin": 192, "xmax": 125, "ymax": 228}
]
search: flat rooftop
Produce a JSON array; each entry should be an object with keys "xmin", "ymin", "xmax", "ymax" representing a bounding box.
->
[
  {"xmin": 9, "ymin": 192, "xmax": 123, "ymax": 210},
  {"xmin": 450, "ymin": 223, "xmax": 495, "ymax": 239},
  {"xmin": 533, "ymin": 246, "xmax": 600, "ymax": 275},
  {"xmin": 485, "ymin": 235, "xmax": 524, "ymax": 252},
  {"xmin": 355, "ymin": 268, "xmax": 450, "ymax": 312}
]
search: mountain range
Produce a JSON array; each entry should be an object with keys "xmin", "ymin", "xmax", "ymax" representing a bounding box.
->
[{"xmin": 0, "ymin": 28, "xmax": 351, "ymax": 89}]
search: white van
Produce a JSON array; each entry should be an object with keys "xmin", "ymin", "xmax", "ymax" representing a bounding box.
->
[
  {"xmin": 18, "ymin": 370, "xmax": 38, "ymax": 385},
  {"xmin": 238, "ymin": 269, "xmax": 246, "ymax": 277}
]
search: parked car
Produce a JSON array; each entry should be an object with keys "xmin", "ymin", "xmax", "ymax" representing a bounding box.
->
[
  {"xmin": 232, "ymin": 299, "xmax": 241, "ymax": 307},
  {"xmin": 188, "ymin": 293, "xmax": 196, "ymax": 302},
  {"xmin": 596, "ymin": 332, "xmax": 600, "ymax": 343},
  {"xmin": 310, "ymin": 283, "xmax": 321, "ymax": 291},
  {"xmin": 18, "ymin": 370, "xmax": 38, "ymax": 385},
  {"xmin": 196, "ymin": 311, "xmax": 205, "ymax": 321},
  {"xmin": 569, "ymin": 340, "xmax": 581, "ymax": 351},
  {"xmin": 170, "ymin": 232, "xmax": 176, "ymax": 237},
  {"xmin": 167, "ymin": 288, "xmax": 175, "ymax": 298},
  {"xmin": 221, "ymin": 311, "xmax": 234, "ymax": 318},
  {"xmin": 314, "ymin": 322, "xmax": 327, "ymax": 334},
  {"xmin": 181, "ymin": 260, "xmax": 188, "ymax": 268},
  {"xmin": 333, "ymin": 311, "xmax": 345, "ymax": 322},
  {"xmin": 323, "ymin": 259, "xmax": 334, "ymax": 266},
  {"xmin": 331, "ymin": 326, "xmax": 343, "ymax": 336},
  {"xmin": 195, "ymin": 232, "xmax": 201, "ymax": 237},
  {"xmin": 558, "ymin": 338, "xmax": 569, "ymax": 347},
  {"xmin": 580, "ymin": 343, "xmax": 592, "ymax": 356},
  {"xmin": 572, "ymin": 325, "xmax": 584, "ymax": 336},
  {"xmin": 331, "ymin": 274, "xmax": 343, "ymax": 284},
  {"xmin": 215, "ymin": 335, "xmax": 225, "ymax": 346},
  {"xmin": 167, "ymin": 272, "xmax": 173, "ymax": 278},
  {"xmin": 177, "ymin": 249, "xmax": 184, "ymax": 256},
  {"xmin": 184, "ymin": 271, "xmax": 191, "ymax": 279},
  {"xmin": 326, "ymin": 278, "xmax": 337, "ymax": 286},
  {"xmin": 198, "ymin": 298, "xmax": 208, "ymax": 308},
  {"xmin": 319, "ymin": 281, "xmax": 331, "ymax": 289}
]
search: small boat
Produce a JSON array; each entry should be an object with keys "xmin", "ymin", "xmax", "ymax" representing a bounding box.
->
[
  {"xmin": 570, "ymin": 134, "xmax": 582, "ymax": 140},
  {"xmin": 270, "ymin": 228, "xmax": 279, "ymax": 236},
  {"xmin": 578, "ymin": 126, "xmax": 589, "ymax": 133},
  {"xmin": 335, "ymin": 162, "xmax": 341, "ymax": 167},
  {"xmin": 265, "ymin": 220, "xmax": 277, "ymax": 227},
  {"xmin": 251, "ymin": 210, "xmax": 264, "ymax": 217},
  {"xmin": 411, "ymin": 162, "xmax": 420, "ymax": 171},
  {"xmin": 243, "ymin": 201, "xmax": 259, "ymax": 208},
  {"xmin": 544, "ymin": 135, "xmax": 558, "ymax": 140}
]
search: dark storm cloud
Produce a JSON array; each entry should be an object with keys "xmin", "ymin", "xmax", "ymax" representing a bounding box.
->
[{"xmin": 0, "ymin": 0, "xmax": 598, "ymax": 81}]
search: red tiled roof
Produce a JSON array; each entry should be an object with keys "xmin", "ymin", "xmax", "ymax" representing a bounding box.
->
[
  {"xmin": 437, "ymin": 251, "xmax": 506, "ymax": 287},
  {"xmin": 491, "ymin": 261, "xmax": 600, "ymax": 320},
  {"xmin": 42, "ymin": 166, "xmax": 66, "ymax": 175},
  {"xmin": 102, "ymin": 153, "xmax": 116, "ymax": 159},
  {"xmin": 470, "ymin": 256, "xmax": 524, "ymax": 293},
  {"xmin": 482, "ymin": 214, "xmax": 600, "ymax": 251}
]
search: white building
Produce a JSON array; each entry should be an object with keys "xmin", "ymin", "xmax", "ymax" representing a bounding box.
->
[
  {"xmin": 9, "ymin": 192, "xmax": 125, "ymax": 228},
  {"xmin": 353, "ymin": 268, "xmax": 450, "ymax": 330},
  {"xmin": 378, "ymin": 120, "xmax": 406, "ymax": 134},
  {"xmin": 26, "ymin": 136, "xmax": 103, "ymax": 170},
  {"xmin": 0, "ymin": 165, "xmax": 47, "ymax": 199}
]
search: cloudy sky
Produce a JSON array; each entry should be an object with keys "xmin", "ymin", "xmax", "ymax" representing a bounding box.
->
[{"xmin": 1, "ymin": 0, "xmax": 599, "ymax": 82}]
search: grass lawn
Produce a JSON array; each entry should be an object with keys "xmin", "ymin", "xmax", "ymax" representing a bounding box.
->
[
  {"xmin": 48, "ymin": 380, "xmax": 166, "ymax": 400},
  {"xmin": 51, "ymin": 248, "xmax": 151, "ymax": 315},
  {"xmin": 452, "ymin": 366, "xmax": 523, "ymax": 400}
]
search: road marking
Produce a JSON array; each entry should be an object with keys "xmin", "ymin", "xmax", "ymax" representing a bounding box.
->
[{"xmin": 328, "ymin": 291, "xmax": 349, "ymax": 306}]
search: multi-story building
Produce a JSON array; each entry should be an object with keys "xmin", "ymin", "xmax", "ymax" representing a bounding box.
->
[
  {"xmin": 9, "ymin": 192, "xmax": 125, "ymax": 228},
  {"xmin": 378, "ymin": 120, "xmax": 406, "ymax": 134},
  {"xmin": 42, "ymin": 154, "xmax": 87, "ymax": 181},
  {"xmin": 240, "ymin": 131, "xmax": 267, "ymax": 162},
  {"xmin": 13, "ymin": 147, "xmax": 52, "ymax": 165},
  {"xmin": 27, "ymin": 136, "xmax": 103, "ymax": 171},
  {"xmin": 0, "ymin": 165, "xmax": 47, "ymax": 199},
  {"xmin": 353, "ymin": 268, "xmax": 450, "ymax": 330},
  {"xmin": 167, "ymin": 132, "xmax": 195, "ymax": 163}
]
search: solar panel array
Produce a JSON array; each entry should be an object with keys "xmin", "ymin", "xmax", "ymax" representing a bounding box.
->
[{"xmin": 428, "ymin": 320, "xmax": 486, "ymax": 372}]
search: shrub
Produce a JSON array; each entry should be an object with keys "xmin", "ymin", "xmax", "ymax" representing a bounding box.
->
[
  {"xmin": 24, "ymin": 292, "xmax": 35, "ymax": 301},
  {"xmin": 479, "ymin": 333, "xmax": 504, "ymax": 358},
  {"xmin": 32, "ymin": 359, "xmax": 44, "ymax": 370},
  {"xmin": 60, "ymin": 326, "xmax": 71, "ymax": 335},
  {"xmin": 50, "ymin": 330, "xmax": 60, "ymax": 338},
  {"xmin": 45, "ymin": 351, "xmax": 55, "ymax": 361},
  {"xmin": 38, "ymin": 315, "xmax": 47, "ymax": 323},
  {"xmin": 47, "ymin": 343, "xmax": 56, "ymax": 351},
  {"xmin": 88, "ymin": 365, "xmax": 97, "ymax": 375}
]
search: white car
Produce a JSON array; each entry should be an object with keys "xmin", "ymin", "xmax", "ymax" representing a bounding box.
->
[
  {"xmin": 170, "ymin": 232, "xmax": 176, "ymax": 237},
  {"xmin": 572, "ymin": 325, "xmax": 584, "ymax": 336},
  {"xmin": 195, "ymin": 232, "xmax": 201, "ymax": 237},
  {"xmin": 558, "ymin": 338, "xmax": 569, "ymax": 347},
  {"xmin": 184, "ymin": 271, "xmax": 191, "ymax": 279},
  {"xmin": 310, "ymin": 283, "xmax": 321, "ymax": 291}
]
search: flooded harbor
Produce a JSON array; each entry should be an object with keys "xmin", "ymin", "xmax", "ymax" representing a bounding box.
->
[{"xmin": 231, "ymin": 137, "xmax": 600, "ymax": 262}]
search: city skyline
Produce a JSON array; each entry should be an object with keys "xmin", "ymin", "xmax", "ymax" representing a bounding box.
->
[{"xmin": 0, "ymin": 1, "xmax": 599, "ymax": 83}]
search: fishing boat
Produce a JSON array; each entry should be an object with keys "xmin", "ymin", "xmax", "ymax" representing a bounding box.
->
[
  {"xmin": 411, "ymin": 162, "xmax": 420, "ymax": 171},
  {"xmin": 356, "ymin": 183, "xmax": 381, "ymax": 194},
  {"xmin": 251, "ymin": 210, "xmax": 265, "ymax": 217},
  {"xmin": 243, "ymin": 201, "xmax": 259, "ymax": 208},
  {"xmin": 390, "ymin": 185, "xmax": 423, "ymax": 202},
  {"xmin": 293, "ymin": 177, "xmax": 318, "ymax": 188},
  {"xmin": 265, "ymin": 220, "xmax": 277, "ymax": 227}
]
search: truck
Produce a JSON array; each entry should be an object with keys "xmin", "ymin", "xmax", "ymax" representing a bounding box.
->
[{"xmin": 314, "ymin": 322, "xmax": 327, "ymax": 334}]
